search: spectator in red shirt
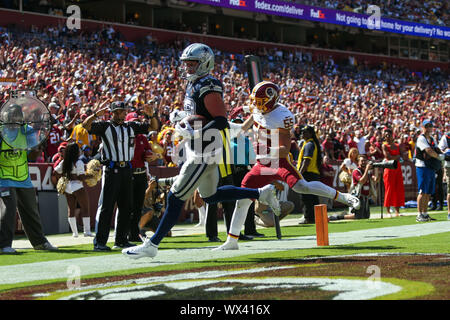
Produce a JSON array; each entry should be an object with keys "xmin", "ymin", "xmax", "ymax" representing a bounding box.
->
[
  {"xmin": 368, "ymin": 130, "xmax": 384, "ymax": 161},
  {"xmin": 399, "ymin": 134, "xmax": 412, "ymax": 160},
  {"xmin": 346, "ymin": 134, "xmax": 358, "ymax": 153},
  {"xmin": 321, "ymin": 133, "xmax": 335, "ymax": 160},
  {"xmin": 50, "ymin": 141, "xmax": 68, "ymax": 187},
  {"xmin": 45, "ymin": 124, "xmax": 63, "ymax": 162},
  {"xmin": 52, "ymin": 141, "xmax": 68, "ymax": 167},
  {"xmin": 127, "ymin": 112, "xmax": 158, "ymax": 242}
]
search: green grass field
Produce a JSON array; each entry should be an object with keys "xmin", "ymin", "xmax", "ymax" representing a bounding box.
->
[
  {"xmin": 1, "ymin": 208, "xmax": 448, "ymax": 267},
  {"xmin": 1, "ymin": 207, "xmax": 449, "ymax": 301}
]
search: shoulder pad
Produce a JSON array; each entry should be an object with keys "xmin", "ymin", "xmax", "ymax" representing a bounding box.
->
[
  {"xmin": 273, "ymin": 105, "xmax": 295, "ymax": 130},
  {"xmin": 198, "ymin": 76, "xmax": 223, "ymax": 97}
]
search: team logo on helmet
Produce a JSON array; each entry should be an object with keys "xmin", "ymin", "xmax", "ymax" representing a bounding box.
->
[{"xmin": 250, "ymin": 81, "xmax": 280, "ymax": 113}]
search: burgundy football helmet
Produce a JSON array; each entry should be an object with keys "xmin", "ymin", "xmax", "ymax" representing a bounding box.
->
[{"xmin": 250, "ymin": 81, "xmax": 280, "ymax": 113}]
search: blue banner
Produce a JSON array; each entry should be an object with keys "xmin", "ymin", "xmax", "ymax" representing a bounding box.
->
[{"xmin": 185, "ymin": 0, "xmax": 450, "ymax": 40}]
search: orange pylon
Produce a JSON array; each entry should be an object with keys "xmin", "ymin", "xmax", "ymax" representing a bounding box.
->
[{"xmin": 314, "ymin": 204, "xmax": 329, "ymax": 246}]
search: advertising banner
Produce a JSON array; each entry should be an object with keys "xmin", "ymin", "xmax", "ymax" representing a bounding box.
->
[{"xmin": 185, "ymin": 0, "xmax": 450, "ymax": 40}]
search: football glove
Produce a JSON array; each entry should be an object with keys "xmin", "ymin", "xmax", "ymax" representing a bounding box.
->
[{"xmin": 175, "ymin": 121, "xmax": 200, "ymax": 140}]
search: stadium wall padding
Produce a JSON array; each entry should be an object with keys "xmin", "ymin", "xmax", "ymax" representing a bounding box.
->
[{"xmin": 13, "ymin": 161, "xmax": 420, "ymax": 234}]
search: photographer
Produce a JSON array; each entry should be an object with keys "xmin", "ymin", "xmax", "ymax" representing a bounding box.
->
[
  {"xmin": 329, "ymin": 154, "xmax": 378, "ymax": 221},
  {"xmin": 414, "ymin": 120, "xmax": 445, "ymax": 222},
  {"xmin": 349, "ymin": 154, "xmax": 379, "ymax": 219}
]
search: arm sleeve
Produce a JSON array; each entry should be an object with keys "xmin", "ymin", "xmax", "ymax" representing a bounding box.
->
[
  {"xmin": 303, "ymin": 142, "xmax": 315, "ymax": 159},
  {"xmin": 130, "ymin": 122, "xmax": 150, "ymax": 135},
  {"xmin": 89, "ymin": 121, "xmax": 108, "ymax": 135}
]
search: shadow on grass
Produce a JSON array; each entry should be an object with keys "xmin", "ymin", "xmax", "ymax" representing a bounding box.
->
[
  {"xmin": 325, "ymin": 245, "xmax": 402, "ymax": 251},
  {"xmin": 163, "ymin": 240, "xmax": 216, "ymax": 245},
  {"xmin": 244, "ymin": 256, "xmax": 379, "ymax": 264}
]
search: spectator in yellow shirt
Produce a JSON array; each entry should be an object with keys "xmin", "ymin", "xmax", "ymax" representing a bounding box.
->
[{"xmin": 70, "ymin": 114, "xmax": 96, "ymax": 148}]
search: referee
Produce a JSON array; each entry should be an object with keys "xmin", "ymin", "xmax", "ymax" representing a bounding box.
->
[{"xmin": 82, "ymin": 101, "xmax": 153, "ymax": 251}]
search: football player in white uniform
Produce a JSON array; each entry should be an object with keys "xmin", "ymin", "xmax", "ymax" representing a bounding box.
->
[{"xmin": 215, "ymin": 81, "xmax": 360, "ymax": 250}]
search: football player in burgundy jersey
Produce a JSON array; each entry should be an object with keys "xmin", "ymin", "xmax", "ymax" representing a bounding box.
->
[{"xmin": 215, "ymin": 81, "xmax": 361, "ymax": 250}]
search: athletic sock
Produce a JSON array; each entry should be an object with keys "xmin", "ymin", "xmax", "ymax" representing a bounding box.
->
[
  {"xmin": 82, "ymin": 217, "xmax": 91, "ymax": 234},
  {"xmin": 150, "ymin": 191, "xmax": 185, "ymax": 245},
  {"xmin": 335, "ymin": 191, "xmax": 349, "ymax": 204},
  {"xmin": 228, "ymin": 198, "xmax": 253, "ymax": 236},
  {"xmin": 68, "ymin": 217, "xmax": 78, "ymax": 237},
  {"xmin": 224, "ymin": 233, "xmax": 239, "ymax": 245}
]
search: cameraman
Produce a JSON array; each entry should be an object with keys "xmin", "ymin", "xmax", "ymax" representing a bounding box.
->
[
  {"xmin": 348, "ymin": 154, "xmax": 378, "ymax": 219},
  {"xmin": 329, "ymin": 154, "xmax": 377, "ymax": 221},
  {"xmin": 414, "ymin": 120, "xmax": 445, "ymax": 222},
  {"xmin": 438, "ymin": 126, "xmax": 450, "ymax": 220}
]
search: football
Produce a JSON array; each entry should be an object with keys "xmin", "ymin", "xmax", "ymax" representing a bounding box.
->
[{"xmin": 179, "ymin": 114, "xmax": 208, "ymax": 129}]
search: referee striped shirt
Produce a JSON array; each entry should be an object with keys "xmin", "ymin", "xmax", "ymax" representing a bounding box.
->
[{"xmin": 88, "ymin": 121, "xmax": 149, "ymax": 163}]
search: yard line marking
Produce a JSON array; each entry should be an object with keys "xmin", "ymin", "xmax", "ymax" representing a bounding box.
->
[{"xmin": 1, "ymin": 221, "xmax": 449, "ymax": 286}]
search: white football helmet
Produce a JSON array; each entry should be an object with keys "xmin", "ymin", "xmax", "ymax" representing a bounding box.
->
[{"xmin": 180, "ymin": 43, "xmax": 214, "ymax": 82}]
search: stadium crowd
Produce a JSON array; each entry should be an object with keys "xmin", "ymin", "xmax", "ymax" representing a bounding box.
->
[{"xmin": 0, "ymin": 24, "xmax": 449, "ymax": 169}]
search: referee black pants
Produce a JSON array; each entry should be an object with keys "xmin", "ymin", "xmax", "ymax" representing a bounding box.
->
[
  {"xmin": 128, "ymin": 172, "xmax": 148, "ymax": 240},
  {"xmin": 205, "ymin": 174, "xmax": 234, "ymax": 239},
  {"xmin": 301, "ymin": 172, "xmax": 320, "ymax": 223},
  {"xmin": 94, "ymin": 167, "xmax": 133, "ymax": 247}
]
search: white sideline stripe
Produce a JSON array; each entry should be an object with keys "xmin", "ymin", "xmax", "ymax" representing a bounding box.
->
[{"xmin": 1, "ymin": 221, "xmax": 449, "ymax": 286}]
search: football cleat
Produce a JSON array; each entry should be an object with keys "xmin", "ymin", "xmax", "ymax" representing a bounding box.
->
[
  {"xmin": 344, "ymin": 193, "xmax": 360, "ymax": 210},
  {"xmin": 122, "ymin": 238, "xmax": 158, "ymax": 259},
  {"xmin": 212, "ymin": 240, "xmax": 239, "ymax": 251},
  {"xmin": 258, "ymin": 184, "xmax": 281, "ymax": 216}
]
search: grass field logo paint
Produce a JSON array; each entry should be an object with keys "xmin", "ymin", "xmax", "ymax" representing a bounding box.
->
[{"xmin": 42, "ymin": 265, "xmax": 402, "ymax": 300}]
